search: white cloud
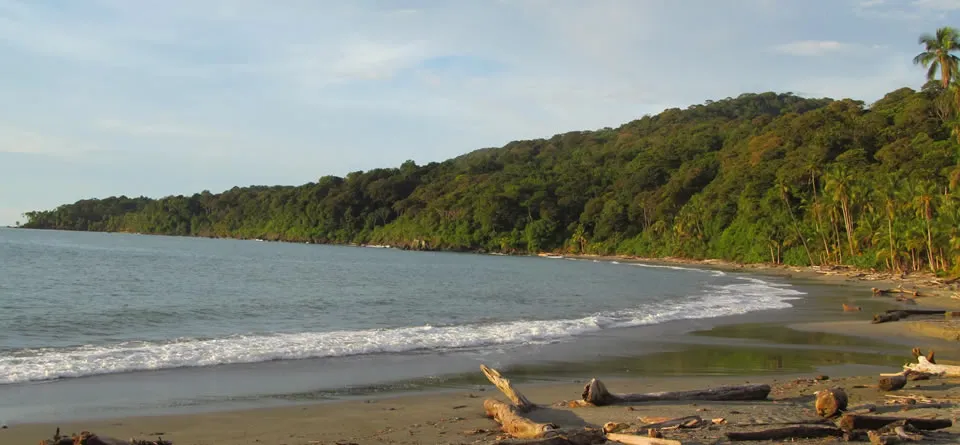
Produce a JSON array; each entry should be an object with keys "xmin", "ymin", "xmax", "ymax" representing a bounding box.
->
[{"xmin": 773, "ymin": 40, "xmax": 857, "ymax": 56}]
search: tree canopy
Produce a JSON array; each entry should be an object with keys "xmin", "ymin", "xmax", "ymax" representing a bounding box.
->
[{"xmin": 23, "ymin": 86, "xmax": 960, "ymax": 273}]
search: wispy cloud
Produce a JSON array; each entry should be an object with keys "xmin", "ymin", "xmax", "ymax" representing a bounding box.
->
[
  {"xmin": 94, "ymin": 118, "xmax": 225, "ymax": 139},
  {"xmin": 773, "ymin": 40, "xmax": 859, "ymax": 56}
]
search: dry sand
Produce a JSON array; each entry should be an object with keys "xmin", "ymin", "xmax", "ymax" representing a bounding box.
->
[{"xmin": 7, "ymin": 372, "xmax": 960, "ymax": 444}]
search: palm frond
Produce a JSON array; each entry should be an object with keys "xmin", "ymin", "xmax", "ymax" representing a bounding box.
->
[
  {"xmin": 915, "ymin": 51, "xmax": 938, "ymax": 66},
  {"xmin": 928, "ymin": 61, "xmax": 941, "ymax": 81}
]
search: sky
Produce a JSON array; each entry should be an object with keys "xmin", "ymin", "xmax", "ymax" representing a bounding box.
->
[{"xmin": 2, "ymin": 0, "xmax": 960, "ymax": 225}]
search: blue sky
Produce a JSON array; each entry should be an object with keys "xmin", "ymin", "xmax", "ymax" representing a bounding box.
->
[{"xmin": 2, "ymin": 0, "xmax": 960, "ymax": 225}]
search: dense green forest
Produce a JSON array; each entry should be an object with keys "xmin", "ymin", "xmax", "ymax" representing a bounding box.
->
[{"xmin": 22, "ymin": 28, "xmax": 960, "ymax": 274}]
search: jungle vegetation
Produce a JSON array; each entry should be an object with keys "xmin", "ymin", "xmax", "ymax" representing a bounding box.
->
[{"xmin": 23, "ymin": 27, "xmax": 960, "ymax": 274}]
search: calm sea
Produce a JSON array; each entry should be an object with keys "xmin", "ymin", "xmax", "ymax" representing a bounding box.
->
[{"xmin": 0, "ymin": 228, "xmax": 805, "ymax": 423}]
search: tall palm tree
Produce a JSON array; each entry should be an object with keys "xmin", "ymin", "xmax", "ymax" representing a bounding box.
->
[{"xmin": 914, "ymin": 27, "xmax": 960, "ymax": 89}]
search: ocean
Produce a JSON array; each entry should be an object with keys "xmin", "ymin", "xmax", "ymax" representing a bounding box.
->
[{"xmin": 0, "ymin": 228, "xmax": 812, "ymax": 423}]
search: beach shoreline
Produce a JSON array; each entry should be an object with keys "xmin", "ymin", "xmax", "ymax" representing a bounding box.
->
[{"xmin": 6, "ymin": 257, "xmax": 960, "ymax": 444}]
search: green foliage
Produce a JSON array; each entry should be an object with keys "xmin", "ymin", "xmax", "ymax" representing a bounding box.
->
[{"xmin": 22, "ymin": 89, "xmax": 960, "ymax": 272}]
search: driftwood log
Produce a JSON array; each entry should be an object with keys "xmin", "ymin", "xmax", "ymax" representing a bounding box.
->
[
  {"xmin": 911, "ymin": 348, "xmax": 936, "ymax": 364},
  {"xmin": 815, "ymin": 387, "xmax": 848, "ymax": 417},
  {"xmin": 873, "ymin": 288, "xmax": 919, "ymax": 297},
  {"xmin": 877, "ymin": 372, "xmax": 908, "ymax": 391},
  {"xmin": 637, "ymin": 415, "xmax": 702, "ymax": 430},
  {"xmin": 480, "ymin": 365, "xmax": 606, "ymax": 445},
  {"xmin": 39, "ymin": 429, "xmax": 171, "ymax": 445},
  {"xmin": 604, "ymin": 433, "xmax": 681, "ymax": 445},
  {"xmin": 725, "ymin": 425, "xmax": 843, "ymax": 441},
  {"xmin": 495, "ymin": 428, "xmax": 606, "ymax": 445},
  {"xmin": 484, "ymin": 399, "xmax": 558, "ymax": 439},
  {"xmin": 838, "ymin": 414, "xmax": 952, "ymax": 431},
  {"xmin": 904, "ymin": 356, "xmax": 960, "ymax": 377},
  {"xmin": 578, "ymin": 378, "xmax": 770, "ymax": 406},
  {"xmin": 481, "ymin": 364, "xmax": 534, "ymax": 411}
]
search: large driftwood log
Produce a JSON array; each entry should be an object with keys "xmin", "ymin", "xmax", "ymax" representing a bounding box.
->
[
  {"xmin": 838, "ymin": 414, "xmax": 952, "ymax": 431},
  {"xmin": 604, "ymin": 433, "xmax": 682, "ymax": 445},
  {"xmin": 904, "ymin": 356, "xmax": 960, "ymax": 377},
  {"xmin": 484, "ymin": 399, "xmax": 557, "ymax": 439},
  {"xmin": 725, "ymin": 426, "xmax": 843, "ymax": 441},
  {"xmin": 579, "ymin": 379, "xmax": 770, "ymax": 406},
  {"xmin": 481, "ymin": 364, "xmax": 535, "ymax": 412},
  {"xmin": 815, "ymin": 387, "xmax": 848, "ymax": 417}
]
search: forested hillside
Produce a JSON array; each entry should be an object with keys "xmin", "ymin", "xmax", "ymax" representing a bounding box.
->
[{"xmin": 22, "ymin": 85, "xmax": 960, "ymax": 273}]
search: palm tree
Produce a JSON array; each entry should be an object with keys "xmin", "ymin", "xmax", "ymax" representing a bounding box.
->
[
  {"xmin": 914, "ymin": 27, "xmax": 960, "ymax": 89},
  {"xmin": 824, "ymin": 165, "xmax": 858, "ymax": 258},
  {"xmin": 912, "ymin": 181, "xmax": 939, "ymax": 272}
]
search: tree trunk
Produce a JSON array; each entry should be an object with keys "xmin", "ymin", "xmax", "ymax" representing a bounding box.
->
[
  {"xmin": 887, "ymin": 213, "xmax": 898, "ymax": 273},
  {"xmin": 782, "ymin": 193, "xmax": 815, "ymax": 266},
  {"xmin": 579, "ymin": 379, "xmax": 770, "ymax": 406},
  {"xmin": 840, "ymin": 198, "xmax": 856, "ymax": 257},
  {"xmin": 925, "ymin": 212, "xmax": 936, "ymax": 273}
]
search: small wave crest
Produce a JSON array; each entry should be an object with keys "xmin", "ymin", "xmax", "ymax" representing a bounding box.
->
[
  {"xmin": 630, "ymin": 262, "xmax": 726, "ymax": 277},
  {"xmin": 0, "ymin": 276, "xmax": 802, "ymax": 385}
]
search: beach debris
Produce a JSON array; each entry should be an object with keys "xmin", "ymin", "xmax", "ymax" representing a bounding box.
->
[
  {"xmin": 479, "ymin": 365, "xmax": 606, "ymax": 444},
  {"xmin": 878, "ymin": 372, "xmax": 908, "ymax": 391},
  {"xmin": 842, "ymin": 303, "xmax": 862, "ymax": 312},
  {"xmin": 904, "ymin": 355, "xmax": 960, "ymax": 377},
  {"xmin": 724, "ymin": 425, "xmax": 843, "ymax": 441},
  {"xmin": 484, "ymin": 399, "xmax": 556, "ymax": 439},
  {"xmin": 911, "ymin": 347, "xmax": 936, "ymax": 364},
  {"xmin": 837, "ymin": 414, "xmax": 952, "ymax": 432},
  {"xmin": 647, "ymin": 428, "xmax": 663, "ymax": 438},
  {"xmin": 873, "ymin": 311, "xmax": 907, "ymax": 324},
  {"xmin": 604, "ymin": 433, "xmax": 681, "ymax": 445},
  {"xmin": 636, "ymin": 416, "xmax": 702, "ymax": 430},
  {"xmin": 481, "ymin": 364, "xmax": 534, "ymax": 411},
  {"xmin": 814, "ymin": 387, "xmax": 848, "ymax": 417},
  {"xmin": 602, "ymin": 422, "xmax": 630, "ymax": 434},
  {"xmin": 872, "ymin": 309, "xmax": 947, "ymax": 324},
  {"xmin": 866, "ymin": 420, "xmax": 928, "ymax": 444},
  {"xmin": 872, "ymin": 287, "xmax": 920, "ymax": 297},
  {"xmin": 574, "ymin": 378, "xmax": 770, "ymax": 407}
]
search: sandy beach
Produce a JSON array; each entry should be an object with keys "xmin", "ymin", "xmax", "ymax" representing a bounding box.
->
[{"xmin": 7, "ymin": 262, "xmax": 960, "ymax": 444}]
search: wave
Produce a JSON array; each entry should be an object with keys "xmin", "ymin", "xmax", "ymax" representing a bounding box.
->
[
  {"xmin": 630, "ymin": 262, "xmax": 726, "ymax": 277},
  {"xmin": 0, "ymin": 277, "xmax": 802, "ymax": 385}
]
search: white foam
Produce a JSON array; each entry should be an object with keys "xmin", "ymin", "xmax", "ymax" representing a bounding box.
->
[
  {"xmin": 630, "ymin": 262, "xmax": 726, "ymax": 277},
  {"xmin": 0, "ymin": 276, "xmax": 803, "ymax": 385}
]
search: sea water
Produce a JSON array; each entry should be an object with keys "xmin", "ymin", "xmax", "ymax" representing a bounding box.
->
[{"xmin": 0, "ymin": 228, "xmax": 803, "ymax": 422}]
